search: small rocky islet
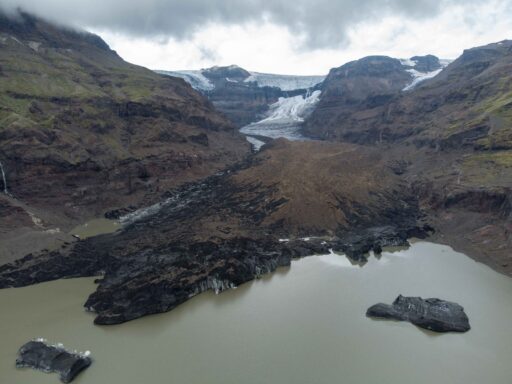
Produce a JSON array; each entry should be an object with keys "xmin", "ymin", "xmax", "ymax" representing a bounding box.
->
[
  {"xmin": 16, "ymin": 340, "xmax": 92, "ymax": 383},
  {"xmin": 367, "ymin": 295, "xmax": 471, "ymax": 333}
]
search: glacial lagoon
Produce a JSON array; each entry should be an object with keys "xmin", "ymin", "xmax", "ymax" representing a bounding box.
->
[{"xmin": 1, "ymin": 241, "xmax": 511, "ymax": 384}]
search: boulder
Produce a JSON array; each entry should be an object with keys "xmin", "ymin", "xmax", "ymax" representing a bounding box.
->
[
  {"xmin": 16, "ymin": 340, "xmax": 92, "ymax": 383},
  {"xmin": 366, "ymin": 295, "xmax": 470, "ymax": 333}
]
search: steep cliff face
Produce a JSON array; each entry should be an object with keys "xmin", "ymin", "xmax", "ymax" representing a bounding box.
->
[
  {"xmin": 302, "ymin": 55, "xmax": 443, "ymax": 141},
  {"xmin": 159, "ymin": 65, "xmax": 324, "ymax": 127},
  {"xmin": 0, "ymin": 12, "xmax": 249, "ymax": 228}
]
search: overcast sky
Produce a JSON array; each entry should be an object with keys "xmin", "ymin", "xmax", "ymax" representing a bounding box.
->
[{"xmin": 2, "ymin": 0, "xmax": 512, "ymax": 75}]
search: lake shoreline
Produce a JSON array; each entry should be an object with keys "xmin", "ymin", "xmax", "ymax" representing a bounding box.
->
[{"xmin": 1, "ymin": 241, "xmax": 511, "ymax": 384}]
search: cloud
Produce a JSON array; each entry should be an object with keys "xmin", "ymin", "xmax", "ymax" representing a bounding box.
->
[{"xmin": 0, "ymin": 0, "xmax": 490, "ymax": 50}]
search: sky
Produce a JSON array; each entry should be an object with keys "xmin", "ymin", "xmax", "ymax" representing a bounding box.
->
[{"xmin": 1, "ymin": 0, "xmax": 512, "ymax": 75}]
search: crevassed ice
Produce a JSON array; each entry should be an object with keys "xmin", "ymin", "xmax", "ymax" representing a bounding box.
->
[
  {"xmin": 259, "ymin": 90, "xmax": 321, "ymax": 124},
  {"xmin": 240, "ymin": 90, "xmax": 321, "ymax": 143}
]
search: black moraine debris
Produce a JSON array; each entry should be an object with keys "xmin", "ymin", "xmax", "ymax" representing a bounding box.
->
[
  {"xmin": 0, "ymin": 142, "xmax": 429, "ymax": 325},
  {"xmin": 16, "ymin": 340, "xmax": 92, "ymax": 383},
  {"xmin": 366, "ymin": 295, "xmax": 470, "ymax": 333}
]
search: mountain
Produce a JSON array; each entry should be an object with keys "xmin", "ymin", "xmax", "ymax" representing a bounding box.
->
[
  {"xmin": 303, "ymin": 42, "xmax": 512, "ymax": 149},
  {"xmin": 302, "ymin": 55, "xmax": 446, "ymax": 140},
  {"xmin": 0, "ymin": 11, "xmax": 249, "ymax": 257},
  {"xmin": 300, "ymin": 42, "xmax": 512, "ymax": 275},
  {"xmin": 158, "ymin": 65, "xmax": 324, "ymax": 126}
]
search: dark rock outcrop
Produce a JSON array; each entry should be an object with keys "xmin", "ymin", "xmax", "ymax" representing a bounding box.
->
[
  {"xmin": 408, "ymin": 55, "xmax": 442, "ymax": 72},
  {"xmin": 302, "ymin": 55, "xmax": 419, "ymax": 141},
  {"xmin": 16, "ymin": 340, "xmax": 92, "ymax": 383},
  {"xmin": 366, "ymin": 295, "xmax": 470, "ymax": 333}
]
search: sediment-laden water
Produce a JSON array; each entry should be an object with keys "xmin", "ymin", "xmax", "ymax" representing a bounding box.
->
[
  {"xmin": 69, "ymin": 219, "xmax": 121, "ymax": 239},
  {"xmin": 1, "ymin": 241, "xmax": 511, "ymax": 384}
]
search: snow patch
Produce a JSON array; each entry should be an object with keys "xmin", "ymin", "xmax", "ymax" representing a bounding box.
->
[
  {"xmin": 28, "ymin": 211, "xmax": 44, "ymax": 228},
  {"xmin": 8, "ymin": 35, "xmax": 23, "ymax": 45},
  {"xmin": 157, "ymin": 70, "xmax": 214, "ymax": 91},
  {"xmin": 246, "ymin": 136, "xmax": 266, "ymax": 151},
  {"xmin": 402, "ymin": 68, "xmax": 443, "ymax": 91},
  {"xmin": 28, "ymin": 41, "xmax": 41, "ymax": 52}
]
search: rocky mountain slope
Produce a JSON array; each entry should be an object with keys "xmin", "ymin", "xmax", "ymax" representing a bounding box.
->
[
  {"xmin": 159, "ymin": 65, "xmax": 324, "ymax": 127},
  {"xmin": 303, "ymin": 42, "xmax": 511, "ymax": 148},
  {"xmin": 302, "ymin": 55, "xmax": 445, "ymax": 140},
  {"xmin": 0, "ymin": 11, "xmax": 249, "ymax": 249}
]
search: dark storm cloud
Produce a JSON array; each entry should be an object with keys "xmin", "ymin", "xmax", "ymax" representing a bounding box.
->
[{"xmin": 0, "ymin": 0, "xmax": 477, "ymax": 49}]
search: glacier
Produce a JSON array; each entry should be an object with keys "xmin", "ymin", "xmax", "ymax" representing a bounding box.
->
[
  {"xmin": 240, "ymin": 90, "xmax": 321, "ymax": 148},
  {"xmin": 402, "ymin": 68, "xmax": 444, "ymax": 91},
  {"xmin": 157, "ymin": 68, "xmax": 324, "ymax": 92},
  {"xmin": 243, "ymin": 72, "xmax": 324, "ymax": 91}
]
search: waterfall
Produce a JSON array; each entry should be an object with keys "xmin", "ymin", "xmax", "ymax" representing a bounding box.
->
[{"xmin": 0, "ymin": 160, "xmax": 8, "ymax": 194}]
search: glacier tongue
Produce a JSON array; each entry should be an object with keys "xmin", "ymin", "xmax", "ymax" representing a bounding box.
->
[
  {"xmin": 402, "ymin": 68, "xmax": 443, "ymax": 91},
  {"xmin": 240, "ymin": 90, "xmax": 321, "ymax": 148}
]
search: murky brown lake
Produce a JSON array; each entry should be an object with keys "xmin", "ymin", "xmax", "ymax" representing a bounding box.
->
[
  {"xmin": 1, "ymin": 241, "xmax": 511, "ymax": 383},
  {"xmin": 69, "ymin": 218, "xmax": 121, "ymax": 239}
]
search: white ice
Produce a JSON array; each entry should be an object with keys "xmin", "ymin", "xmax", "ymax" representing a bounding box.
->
[
  {"xmin": 240, "ymin": 90, "xmax": 321, "ymax": 144},
  {"xmin": 244, "ymin": 72, "xmax": 324, "ymax": 91},
  {"xmin": 402, "ymin": 68, "xmax": 443, "ymax": 91}
]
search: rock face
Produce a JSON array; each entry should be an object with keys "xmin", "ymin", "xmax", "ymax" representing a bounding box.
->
[
  {"xmin": 302, "ymin": 55, "xmax": 443, "ymax": 141},
  {"xmin": 16, "ymin": 340, "xmax": 92, "ymax": 383},
  {"xmin": 366, "ymin": 295, "xmax": 470, "ymax": 333}
]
